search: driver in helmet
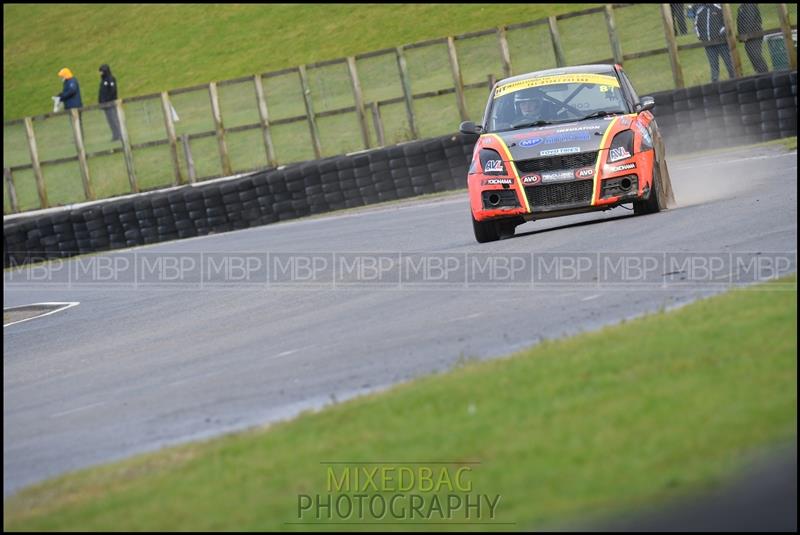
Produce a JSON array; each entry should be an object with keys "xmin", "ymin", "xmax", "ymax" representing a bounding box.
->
[{"xmin": 514, "ymin": 88, "xmax": 554, "ymax": 122}]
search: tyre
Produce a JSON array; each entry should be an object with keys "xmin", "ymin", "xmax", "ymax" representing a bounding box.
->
[
  {"xmin": 472, "ymin": 214, "xmax": 500, "ymax": 243},
  {"xmin": 634, "ymin": 159, "xmax": 668, "ymax": 215}
]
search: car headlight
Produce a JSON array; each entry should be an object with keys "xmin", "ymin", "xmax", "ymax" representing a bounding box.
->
[
  {"xmin": 607, "ymin": 130, "xmax": 634, "ymax": 162},
  {"xmin": 479, "ymin": 149, "xmax": 508, "ymax": 175}
]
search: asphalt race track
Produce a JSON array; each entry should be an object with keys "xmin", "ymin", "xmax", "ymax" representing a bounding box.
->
[{"xmin": 3, "ymin": 145, "xmax": 797, "ymax": 496}]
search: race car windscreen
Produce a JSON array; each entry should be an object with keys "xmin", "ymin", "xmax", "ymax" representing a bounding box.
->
[{"xmin": 486, "ymin": 73, "xmax": 628, "ymax": 132}]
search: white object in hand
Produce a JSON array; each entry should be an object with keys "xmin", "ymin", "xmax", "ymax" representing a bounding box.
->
[{"xmin": 52, "ymin": 96, "xmax": 63, "ymax": 113}]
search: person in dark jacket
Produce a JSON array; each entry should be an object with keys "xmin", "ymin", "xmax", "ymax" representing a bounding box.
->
[
  {"xmin": 98, "ymin": 64, "xmax": 121, "ymax": 141},
  {"xmin": 693, "ymin": 4, "xmax": 735, "ymax": 82},
  {"xmin": 737, "ymin": 3, "xmax": 768, "ymax": 73},
  {"xmin": 55, "ymin": 67, "xmax": 83, "ymax": 109}
]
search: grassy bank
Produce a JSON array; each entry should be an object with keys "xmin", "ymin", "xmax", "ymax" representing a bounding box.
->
[
  {"xmin": 4, "ymin": 275, "xmax": 796, "ymax": 530},
  {"xmin": 3, "ymin": 3, "xmax": 597, "ymax": 120}
]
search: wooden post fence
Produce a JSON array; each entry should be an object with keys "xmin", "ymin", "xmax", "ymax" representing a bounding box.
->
[
  {"xmin": 4, "ymin": 167, "xmax": 19, "ymax": 213},
  {"xmin": 347, "ymin": 56, "xmax": 371, "ymax": 150},
  {"xmin": 604, "ymin": 4, "xmax": 624, "ymax": 65},
  {"xmin": 496, "ymin": 26, "xmax": 513, "ymax": 77},
  {"xmin": 69, "ymin": 108, "xmax": 94, "ymax": 201},
  {"xmin": 777, "ymin": 3, "xmax": 797, "ymax": 71},
  {"xmin": 253, "ymin": 74, "xmax": 278, "ymax": 168},
  {"xmin": 23, "ymin": 117, "xmax": 47, "ymax": 208},
  {"xmin": 447, "ymin": 36, "xmax": 469, "ymax": 122},
  {"xmin": 160, "ymin": 92, "xmax": 184, "ymax": 186},
  {"xmin": 115, "ymin": 99, "xmax": 139, "ymax": 193},
  {"xmin": 208, "ymin": 82, "xmax": 233, "ymax": 176},
  {"xmin": 548, "ymin": 16, "xmax": 567, "ymax": 67},
  {"xmin": 721, "ymin": 4, "xmax": 744, "ymax": 78},
  {"xmin": 370, "ymin": 102, "xmax": 386, "ymax": 147},
  {"xmin": 395, "ymin": 46, "xmax": 419, "ymax": 139},
  {"xmin": 660, "ymin": 3, "xmax": 685, "ymax": 89},
  {"xmin": 181, "ymin": 134, "xmax": 197, "ymax": 184},
  {"xmin": 298, "ymin": 65, "xmax": 323, "ymax": 159}
]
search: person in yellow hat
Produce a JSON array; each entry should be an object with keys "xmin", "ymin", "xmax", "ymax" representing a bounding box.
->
[{"xmin": 54, "ymin": 67, "xmax": 83, "ymax": 110}]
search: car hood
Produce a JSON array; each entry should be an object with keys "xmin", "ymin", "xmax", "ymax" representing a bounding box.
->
[{"xmin": 492, "ymin": 117, "xmax": 622, "ymax": 161}]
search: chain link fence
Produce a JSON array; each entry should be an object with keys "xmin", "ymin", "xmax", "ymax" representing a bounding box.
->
[{"xmin": 3, "ymin": 3, "xmax": 797, "ymax": 214}]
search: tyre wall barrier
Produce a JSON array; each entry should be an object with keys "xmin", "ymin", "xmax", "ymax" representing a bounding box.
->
[{"xmin": 4, "ymin": 70, "xmax": 796, "ymax": 268}]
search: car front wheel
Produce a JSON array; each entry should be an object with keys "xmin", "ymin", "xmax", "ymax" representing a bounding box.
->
[{"xmin": 472, "ymin": 214, "xmax": 500, "ymax": 243}]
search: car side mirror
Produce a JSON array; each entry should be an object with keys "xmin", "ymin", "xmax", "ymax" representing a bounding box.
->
[
  {"xmin": 459, "ymin": 121, "xmax": 483, "ymax": 135},
  {"xmin": 637, "ymin": 96, "xmax": 655, "ymax": 112}
]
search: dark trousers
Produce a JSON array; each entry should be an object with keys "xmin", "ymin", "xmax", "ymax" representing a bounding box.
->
[
  {"xmin": 103, "ymin": 106, "xmax": 121, "ymax": 141},
  {"xmin": 704, "ymin": 44, "xmax": 735, "ymax": 82},
  {"xmin": 671, "ymin": 3, "xmax": 687, "ymax": 35},
  {"xmin": 744, "ymin": 39, "xmax": 769, "ymax": 73}
]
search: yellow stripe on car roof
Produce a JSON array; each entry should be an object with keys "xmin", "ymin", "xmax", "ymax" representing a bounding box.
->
[{"xmin": 494, "ymin": 74, "xmax": 620, "ymax": 99}]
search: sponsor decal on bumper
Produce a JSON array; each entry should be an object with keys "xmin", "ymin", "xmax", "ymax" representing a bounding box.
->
[
  {"xmin": 540, "ymin": 146, "xmax": 581, "ymax": 156},
  {"xmin": 481, "ymin": 178, "xmax": 514, "ymax": 186},
  {"xmin": 605, "ymin": 162, "xmax": 636, "ymax": 173}
]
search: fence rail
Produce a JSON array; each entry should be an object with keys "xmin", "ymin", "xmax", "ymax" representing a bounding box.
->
[{"xmin": 3, "ymin": 3, "xmax": 797, "ymax": 214}]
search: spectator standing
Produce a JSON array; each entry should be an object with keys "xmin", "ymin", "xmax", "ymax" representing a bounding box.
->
[
  {"xmin": 55, "ymin": 67, "xmax": 83, "ymax": 109},
  {"xmin": 98, "ymin": 64, "xmax": 122, "ymax": 141},
  {"xmin": 671, "ymin": 4, "xmax": 688, "ymax": 36},
  {"xmin": 737, "ymin": 3, "xmax": 769, "ymax": 73},
  {"xmin": 693, "ymin": 4, "xmax": 736, "ymax": 82}
]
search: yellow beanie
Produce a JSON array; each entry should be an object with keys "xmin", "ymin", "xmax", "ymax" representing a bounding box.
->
[{"xmin": 58, "ymin": 68, "xmax": 73, "ymax": 79}]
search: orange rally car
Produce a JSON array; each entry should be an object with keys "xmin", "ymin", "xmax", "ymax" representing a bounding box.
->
[{"xmin": 460, "ymin": 64, "xmax": 676, "ymax": 243}]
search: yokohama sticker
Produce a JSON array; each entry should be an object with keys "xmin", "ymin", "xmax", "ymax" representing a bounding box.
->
[
  {"xmin": 481, "ymin": 178, "xmax": 514, "ymax": 185},
  {"xmin": 606, "ymin": 162, "xmax": 636, "ymax": 173},
  {"xmin": 574, "ymin": 167, "xmax": 595, "ymax": 179}
]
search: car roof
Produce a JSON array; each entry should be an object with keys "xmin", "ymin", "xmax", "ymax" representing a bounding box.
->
[{"xmin": 496, "ymin": 64, "xmax": 618, "ymax": 86}]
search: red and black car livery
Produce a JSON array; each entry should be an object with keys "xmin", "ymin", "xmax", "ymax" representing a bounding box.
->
[{"xmin": 461, "ymin": 64, "xmax": 675, "ymax": 243}]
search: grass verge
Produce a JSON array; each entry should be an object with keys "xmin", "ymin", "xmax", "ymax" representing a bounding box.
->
[{"xmin": 4, "ymin": 275, "xmax": 797, "ymax": 531}]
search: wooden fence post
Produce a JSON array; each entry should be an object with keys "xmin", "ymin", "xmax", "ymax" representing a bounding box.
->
[
  {"xmin": 721, "ymin": 4, "xmax": 743, "ymax": 78},
  {"xmin": 23, "ymin": 117, "xmax": 48, "ymax": 208},
  {"xmin": 253, "ymin": 74, "xmax": 278, "ymax": 168},
  {"xmin": 447, "ymin": 36, "xmax": 469, "ymax": 122},
  {"xmin": 370, "ymin": 102, "xmax": 386, "ymax": 147},
  {"xmin": 347, "ymin": 56, "xmax": 371, "ymax": 150},
  {"xmin": 115, "ymin": 99, "xmax": 139, "ymax": 193},
  {"xmin": 181, "ymin": 134, "xmax": 197, "ymax": 184},
  {"xmin": 395, "ymin": 46, "xmax": 419, "ymax": 139},
  {"xmin": 497, "ymin": 26, "xmax": 513, "ymax": 77},
  {"xmin": 4, "ymin": 168, "xmax": 19, "ymax": 213},
  {"xmin": 69, "ymin": 108, "xmax": 94, "ymax": 201},
  {"xmin": 160, "ymin": 92, "xmax": 184, "ymax": 186},
  {"xmin": 660, "ymin": 3, "xmax": 685, "ymax": 89},
  {"xmin": 208, "ymin": 82, "xmax": 233, "ymax": 176},
  {"xmin": 604, "ymin": 5, "xmax": 624, "ymax": 65},
  {"xmin": 548, "ymin": 16, "xmax": 567, "ymax": 67},
  {"xmin": 298, "ymin": 65, "xmax": 323, "ymax": 159},
  {"xmin": 777, "ymin": 4, "xmax": 797, "ymax": 71}
]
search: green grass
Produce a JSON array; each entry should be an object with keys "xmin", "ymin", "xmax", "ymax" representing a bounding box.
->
[
  {"xmin": 4, "ymin": 275, "xmax": 796, "ymax": 531},
  {"xmin": 3, "ymin": 4, "xmax": 797, "ymax": 213}
]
